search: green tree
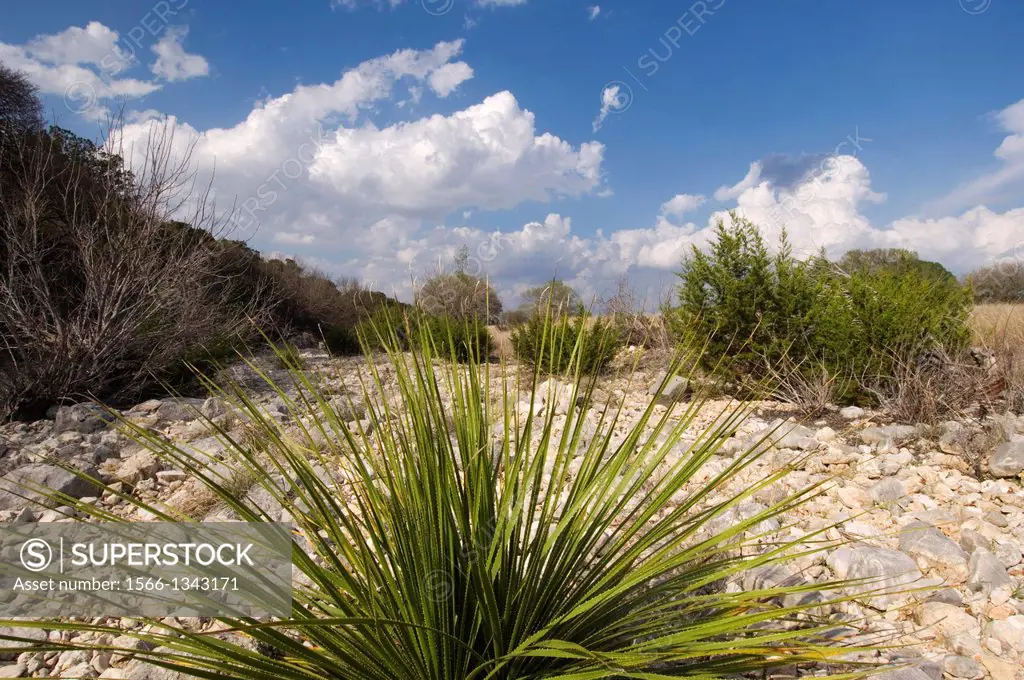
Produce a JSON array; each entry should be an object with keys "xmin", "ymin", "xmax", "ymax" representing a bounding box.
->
[
  {"xmin": 520, "ymin": 279, "xmax": 583, "ymax": 318},
  {"xmin": 839, "ymin": 248, "xmax": 957, "ymax": 285},
  {"xmin": 416, "ymin": 246, "xmax": 503, "ymax": 322},
  {"xmin": 671, "ymin": 215, "xmax": 777, "ymax": 365}
]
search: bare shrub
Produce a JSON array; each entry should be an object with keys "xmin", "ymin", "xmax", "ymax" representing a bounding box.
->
[
  {"xmin": 603, "ymin": 277, "xmax": 670, "ymax": 350},
  {"xmin": 759, "ymin": 353, "xmax": 844, "ymax": 417},
  {"xmin": 0, "ymin": 63, "xmax": 43, "ymax": 130},
  {"xmin": 967, "ymin": 264, "xmax": 1024, "ymax": 303},
  {"xmin": 0, "ymin": 116, "xmax": 267, "ymax": 418},
  {"xmin": 870, "ymin": 347, "xmax": 988, "ymax": 425}
]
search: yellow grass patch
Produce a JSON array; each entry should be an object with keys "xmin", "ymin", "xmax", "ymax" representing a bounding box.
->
[{"xmin": 971, "ymin": 303, "xmax": 1024, "ymax": 409}]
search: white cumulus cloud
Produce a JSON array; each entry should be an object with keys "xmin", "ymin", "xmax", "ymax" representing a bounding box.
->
[
  {"xmin": 150, "ymin": 26, "xmax": 209, "ymax": 81},
  {"xmin": 713, "ymin": 162, "xmax": 761, "ymax": 201},
  {"xmin": 927, "ymin": 97, "xmax": 1024, "ymax": 214},
  {"xmin": 0, "ymin": 21, "xmax": 210, "ymax": 120},
  {"xmin": 0, "ymin": 21, "xmax": 160, "ymax": 108},
  {"xmin": 428, "ymin": 62, "xmax": 474, "ymax": 97},
  {"xmin": 114, "ymin": 40, "xmax": 607, "ymax": 269},
  {"xmin": 659, "ymin": 194, "xmax": 705, "ymax": 220}
]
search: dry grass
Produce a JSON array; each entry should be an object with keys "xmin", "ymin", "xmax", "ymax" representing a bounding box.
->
[
  {"xmin": 972, "ymin": 303, "xmax": 1024, "ymax": 345},
  {"xmin": 488, "ymin": 326, "xmax": 515, "ymax": 361},
  {"xmin": 868, "ymin": 304, "xmax": 1024, "ymax": 424},
  {"xmin": 759, "ymin": 354, "xmax": 847, "ymax": 417},
  {"xmin": 971, "ymin": 303, "xmax": 1024, "ymax": 412},
  {"xmin": 876, "ymin": 347, "xmax": 986, "ymax": 425}
]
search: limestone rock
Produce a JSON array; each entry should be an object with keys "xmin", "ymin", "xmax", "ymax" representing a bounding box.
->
[
  {"xmin": 54, "ymin": 403, "xmax": 112, "ymax": 434},
  {"xmin": 647, "ymin": 370, "xmax": 688, "ymax": 403},
  {"xmin": 877, "ymin": 668, "xmax": 933, "ymax": 680},
  {"xmin": 869, "ymin": 478, "xmax": 906, "ymax": 504},
  {"xmin": 774, "ymin": 423, "xmax": 819, "ymax": 451},
  {"xmin": 967, "ymin": 549, "xmax": 1012, "ymax": 592},
  {"xmin": 914, "ymin": 602, "xmax": 980, "ymax": 638},
  {"xmin": 0, "ymin": 464, "xmax": 99, "ymax": 510},
  {"xmin": 959, "ymin": 529, "xmax": 993, "ymax": 554},
  {"xmin": 898, "ymin": 522, "xmax": 969, "ymax": 572},
  {"xmin": 827, "ymin": 546, "xmax": 922, "ymax": 609},
  {"xmin": 156, "ymin": 470, "xmax": 187, "ymax": 485},
  {"xmin": 993, "ymin": 540, "xmax": 1022, "ymax": 568},
  {"xmin": 115, "ymin": 450, "xmax": 163, "ymax": 486},
  {"xmin": 988, "ymin": 439, "xmax": 1024, "ymax": 478},
  {"xmin": 200, "ymin": 397, "xmax": 227, "ymax": 420},
  {"xmin": 942, "ymin": 655, "xmax": 983, "ymax": 679},
  {"xmin": 0, "ymin": 626, "xmax": 46, "ymax": 661},
  {"xmin": 124, "ymin": 652, "xmax": 191, "ymax": 679},
  {"xmin": 155, "ymin": 398, "xmax": 206, "ymax": 423},
  {"xmin": 860, "ymin": 425, "xmax": 918, "ymax": 446},
  {"xmin": 986, "ymin": 615, "xmax": 1024, "ymax": 652}
]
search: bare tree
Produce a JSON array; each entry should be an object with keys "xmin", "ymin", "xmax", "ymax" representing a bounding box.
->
[
  {"xmin": 603, "ymin": 276, "xmax": 669, "ymax": 349},
  {"xmin": 0, "ymin": 63, "xmax": 43, "ymax": 130},
  {"xmin": 0, "ymin": 113, "xmax": 268, "ymax": 418},
  {"xmin": 603, "ymin": 276, "xmax": 638, "ymax": 318}
]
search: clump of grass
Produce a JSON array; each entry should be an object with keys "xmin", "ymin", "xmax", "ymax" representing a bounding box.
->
[
  {"xmin": 0, "ymin": 318, "xmax": 886, "ymax": 678},
  {"xmin": 871, "ymin": 345, "xmax": 990, "ymax": 426},
  {"xmin": 511, "ymin": 313, "xmax": 622, "ymax": 374},
  {"xmin": 759, "ymin": 352, "xmax": 848, "ymax": 417},
  {"xmin": 358, "ymin": 307, "xmax": 493, "ymax": 363}
]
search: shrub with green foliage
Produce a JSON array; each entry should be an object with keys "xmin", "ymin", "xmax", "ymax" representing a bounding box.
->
[
  {"xmin": 420, "ymin": 314, "xmax": 494, "ymax": 363},
  {"xmin": 320, "ymin": 324, "xmax": 361, "ymax": 356},
  {"xmin": 838, "ymin": 248, "xmax": 959, "ymax": 283},
  {"xmin": 416, "ymin": 246, "xmax": 502, "ymax": 322},
  {"xmin": 669, "ymin": 215, "xmax": 973, "ymax": 401},
  {"xmin": 519, "ymin": 279, "xmax": 583, "ymax": 319},
  {"xmin": 356, "ymin": 305, "xmax": 415, "ymax": 352},
  {"xmin": 512, "ymin": 314, "xmax": 622, "ymax": 373},
  {"xmin": 358, "ymin": 307, "xmax": 493, "ymax": 363}
]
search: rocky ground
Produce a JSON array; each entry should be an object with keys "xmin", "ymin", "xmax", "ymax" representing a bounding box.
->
[{"xmin": 0, "ymin": 351, "xmax": 1022, "ymax": 679}]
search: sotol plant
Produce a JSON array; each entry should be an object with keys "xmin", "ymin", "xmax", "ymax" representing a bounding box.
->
[{"xmin": 0, "ymin": 318, "xmax": 883, "ymax": 679}]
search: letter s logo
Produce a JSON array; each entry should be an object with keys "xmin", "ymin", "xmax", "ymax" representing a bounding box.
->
[{"xmin": 20, "ymin": 539, "xmax": 53, "ymax": 572}]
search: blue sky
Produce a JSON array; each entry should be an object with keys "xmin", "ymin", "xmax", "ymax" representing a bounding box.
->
[{"xmin": 2, "ymin": 0, "xmax": 1023, "ymax": 303}]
